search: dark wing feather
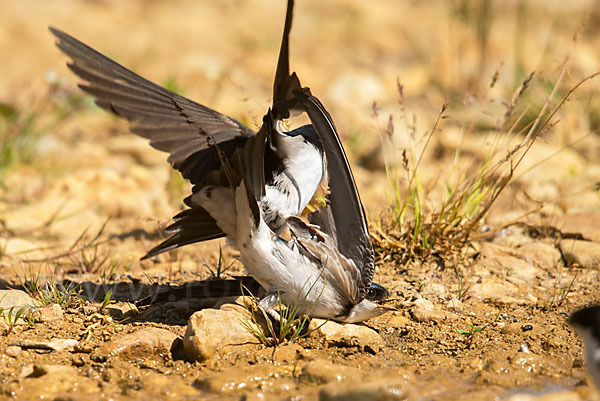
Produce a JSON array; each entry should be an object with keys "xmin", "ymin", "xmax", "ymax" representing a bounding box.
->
[
  {"xmin": 141, "ymin": 207, "xmax": 225, "ymax": 259},
  {"xmin": 49, "ymin": 26, "xmax": 254, "ymax": 186},
  {"xmin": 238, "ymin": 119, "xmax": 269, "ymax": 227},
  {"xmin": 298, "ymin": 93, "xmax": 375, "ymax": 298},
  {"xmin": 272, "ymin": 0, "xmax": 303, "ymax": 120}
]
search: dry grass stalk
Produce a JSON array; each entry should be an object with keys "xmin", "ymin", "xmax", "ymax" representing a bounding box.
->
[{"xmin": 373, "ymin": 63, "xmax": 600, "ymax": 265}]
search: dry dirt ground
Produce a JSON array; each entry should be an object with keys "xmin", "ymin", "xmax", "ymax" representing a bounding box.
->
[{"xmin": 1, "ymin": 0, "xmax": 600, "ymax": 400}]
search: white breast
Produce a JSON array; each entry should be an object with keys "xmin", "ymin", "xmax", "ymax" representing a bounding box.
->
[{"xmin": 270, "ymin": 132, "xmax": 325, "ymax": 214}]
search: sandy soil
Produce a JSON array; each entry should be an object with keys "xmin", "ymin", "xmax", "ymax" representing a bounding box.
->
[{"xmin": 1, "ymin": 0, "xmax": 600, "ymax": 400}]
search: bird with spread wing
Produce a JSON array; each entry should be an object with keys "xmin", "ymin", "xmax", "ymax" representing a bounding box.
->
[
  {"xmin": 51, "ymin": 0, "xmax": 391, "ymax": 322},
  {"xmin": 50, "ymin": 0, "xmax": 325, "ymax": 259}
]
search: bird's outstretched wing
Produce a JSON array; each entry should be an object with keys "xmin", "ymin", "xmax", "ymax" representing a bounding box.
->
[
  {"xmin": 143, "ymin": 118, "xmax": 270, "ymax": 260},
  {"xmin": 49, "ymin": 27, "xmax": 254, "ymax": 186},
  {"xmin": 49, "ymin": 27, "xmax": 263, "ymax": 258},
  {"xmin": 297, "ymin": 93, "xmax": 375, "ymax": 299},
  {"xmin": 272, "ymin": 0, "xmax": 303, "ymax": 121}
]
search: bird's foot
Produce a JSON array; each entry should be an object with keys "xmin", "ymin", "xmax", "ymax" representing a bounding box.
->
[{"xmin": 259, "ymin": 291, "xmax": 282, "ymax": 323}]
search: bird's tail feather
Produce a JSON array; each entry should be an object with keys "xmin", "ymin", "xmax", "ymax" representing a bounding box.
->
[{"xmin": 141, "ymin": 206, "xmax": 225, "ymax": 259}]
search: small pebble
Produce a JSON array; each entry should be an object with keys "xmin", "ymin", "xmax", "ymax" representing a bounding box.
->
[
  {"xmin": 71, "ymin": 354, "xmax": 85, "ymax": 367},
  {"xmin": 521, "ymin": 324, "xmax": 533, "ymax": 332},
  {"xmin": 74, "ymin": 344, "xmax": 93, "ymax": 354},
  {"xmin": 36, "ymin": 304, "xmax": 64, "ymax": 322},
  {"xmin": 6, "ymin": 345, "xmax": 21, "ymax": 357}
]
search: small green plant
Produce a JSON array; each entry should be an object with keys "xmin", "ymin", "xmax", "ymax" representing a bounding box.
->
[
  {"xmin": 243, "ymin": 298, "xmax": 312, "ymax": 347},
  {"xmin": 456, "ymin": 320, "xmax": 485, "ymax": 348},
  {"xmin": 20, "ymin": 263, "xmax": 81, "ymax": 307},
  {"xmin": 36, "ymin": 281, "xmax": 80, "ymax": 308},
  {"xmin": 1, "ymin": 306, "xmax": 31, "ymax": 335},
  {"xmin": 453, "ymin": 265, "xmax": 470, "ymax": 301},
  {"xmin": 100, "ymin": 289, "xmax": 114, "ymax": 310},
  {"xmin": 241, "ymin": 275, "xmax": 326, "ymax": 347},
  {"xmin": 100, "ymin": 259, "xmax": 127, "ymax": 284},
  {"xmin": 204, "ymin": 245, "xmax": 236, "ymax": 279},
  {"xmin": 542, "ymin": 271, "xmax": 578, "ymax": 312}
]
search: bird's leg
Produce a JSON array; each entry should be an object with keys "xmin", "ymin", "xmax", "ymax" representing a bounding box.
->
[
  {"xmin": 259, "ymin": 290, "xmax": 281, "ymax": 323},
  {"xmin": 304, "ymin": 223, "xmax": 326, "ymax": 241}
]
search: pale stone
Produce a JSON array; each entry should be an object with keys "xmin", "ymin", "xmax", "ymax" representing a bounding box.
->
[
  {"xmin": 411, "ymin": 307, "xmax": 455, "ymax": 323},
  {"xmin": 477, "ymin": 243, "xmax": 542, "ymax": 285},
  {"xmin": 300, "ymin": 360, "xmax": 360, "ymax": 384},
  {"xmin": 105, "ymin": 302, "xmax": 138, "ymax": 320},
  {"xmin": 411, "ymin": 298, "xmax": 434, "ymax": 311},
  {"xmin": 17, "ymin": 339, "xmax": 78, "ymax": 353},
  {"xmin": 35, "ymin": 304, "xmax": 63, "ymax": 322},
  {"xmin": 560, "ymin": 239, "xmax": 600, "ymax": 269},
  {"xmin": 46, "ymin": 338, "xmax": 78, "ymax": 352},
  {"xmin": 5, "ymin": 345, "xmax": 21, "ymax": 357},
  {"xmin": 387, "ymin": 313, "xmax": 412, "ymax": 329},
  {"xmin": 547, "ymin": 213, "xmax": 600, "ymax": 243},
  {"xmin": 506, "ymin": 392, "xmax": 582, "ymax": 401},
  {"xmin": 18, "ymin": 364, "xmax": 99, "ymax": 399},
  {"xmin": 469, "ymin": 281, "xmax": 517, "ymax": 302},
  {"xmin": 183, "ymin": 307, "xmax": 258, "ymax": 362},
  {"xmin": 308, "ymin": 319, "xmax": 384, "ymax": 353},
  {"xmin": 319, "ymin": 377, "xmax": 412, "ymax": 401},
  {"xmin": 196, "ymin": 365, "xmax": 293, "ymax": 393},
  {"xmin": 513, "ymin": 242, "xmax": 562, "ymax": 270},
  {"xmin": 0, "ymin": 290, "xmax": 35, "ymax": 310},
  {"xmin": 93, "ymin": 327, "xmax": 177, "ymax": 361}
]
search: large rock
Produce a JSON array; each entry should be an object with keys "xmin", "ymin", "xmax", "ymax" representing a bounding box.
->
[
  {"xmin": 0, "ymin": 290, "xmax": 35, "ymax": 310},
  {"xmin": 319, "ymin": 377, "xmax": 413, "ymax": 401},
  {"xmin": 544, "ymin": 213, "xmax": 600, "ymax": 242},
  {"xmin": 93, "ymin": 327, "xmax": 177, "ymax": 361},
  {"xmin": 34, "ymin": 304, "xmax": 64, "ymax": 322},
  {"xmin": 183, "ymin": 304, "xmax": 259, "ymax": 362},
  {"xmin": 300, "ymin": 360, "xmax": 360, "ymax": 384},
  {"xmin": 196, "ymin": 364, "xmax": 294, "ymax": 394},
  {"xmin": 560, "ymin": 239, "xmax": 600, "ymax": 269},
  {"xmin": 512, "ymin": 242, "xmax": 562, "ymax": 270},
  {"xmin": 476, "ymin": 243, "xmax": 543, "ymax": 285},
  {"xmin": 15, "ymin": 365, "xmax": 99, "ymax": 399},
  {"xmin": 469, "ymin": 243, "xmax": 543, "ymax": 304},
  {"xmin": 308, "ymin": 319, "xmax": 384, "ymax": 353}
]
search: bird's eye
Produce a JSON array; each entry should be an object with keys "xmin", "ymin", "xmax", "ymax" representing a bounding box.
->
[{"xmin": 367, "ymin": 288, "xmax": 376, "ymax": 298}]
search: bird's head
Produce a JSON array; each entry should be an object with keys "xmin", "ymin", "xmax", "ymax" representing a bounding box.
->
[{"xmin": 340, "ymin": 283, "xmax": 395, "ymax": 324}]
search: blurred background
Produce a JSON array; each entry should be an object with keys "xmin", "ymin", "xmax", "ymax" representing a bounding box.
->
[{"xmin": 1, "ymin": 0, "xmax": 599, "ymax": 271}]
